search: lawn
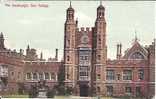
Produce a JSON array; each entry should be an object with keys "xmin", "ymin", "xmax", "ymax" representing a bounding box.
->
[
  {"xmin": 1, "ymin": 95, "xmax": 146, "ymax": 99},
  {"xmin": 2, "ymin": 94, "xmax": 29, "ymax": 98},
  {"xmin": 54, "ymin": 96, "xmax": 119, "ymax": 99}
]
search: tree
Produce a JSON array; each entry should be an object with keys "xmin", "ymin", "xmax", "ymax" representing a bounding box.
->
[
  {"xmin": 28, "ymin": 85, "xmax": 38, "ymax": 98},
  {"xmin": 56, "ymin": 64, "xmax": 66, "ymax": 95},
  {"xmin": 65, "ymin": 86, "xmax": 73, "ymax": 95},
  {"xmin": 46, "ymin": 88, "xmax": 55, "ymax": 98}
]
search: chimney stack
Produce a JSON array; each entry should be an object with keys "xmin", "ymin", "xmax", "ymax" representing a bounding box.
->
[
  {"xmin": 116, "ymin": 43, "xmax": 122, "ymax": 59},
  {"xmin": 40, "ymin": 52, "xmax": 43, "ymax": 60},
  {"xmin": 55, "ymin": 48, "xmax": 58, "ymax": 61}
]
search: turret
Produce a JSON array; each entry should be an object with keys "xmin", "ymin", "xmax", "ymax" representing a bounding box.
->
[
  {"xmin": 64, "ymin": 1, "xmax": 76, "ymax": 82},
  {"xmin": 92, "ymin": 1, "xmax": 107, "ymax": 93},
  {"xmin": 96, "ymin": 1, "xmax": 105, "ymax": 21},
  {"xmin": 94, "ymin": 1, "xmax": 107, "ymax": 62},
  {"xmin": 66, "ymin": 1, "xmax": 74, "ymax": 21}
]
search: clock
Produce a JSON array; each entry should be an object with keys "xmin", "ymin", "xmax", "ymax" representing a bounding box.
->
[{"xmin": 81, "ymin": 35, "xmax": 89, "ymax": 44}]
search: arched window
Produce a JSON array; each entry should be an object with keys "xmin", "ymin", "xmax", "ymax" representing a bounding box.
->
[
  {"xmin": 130, "ymin": 52, "xmax": 144, "ymax": 59},
  {"xmin": 33, "ymin": 73, "xmax": 37, "ymax": 80},
  {"xmin": 45, "ymin": 72, "xmax": 50, "ymax": 80},
  {"xmin": 51, "ymin": 73, "xmax": 55, "ymax": 80},
  {"xmin": 39, "ymin": 73, "xmax": 43, "ymax": 80},
  {"xmin": 26, "ymin": 73, "xmax": 31, "ymax": 80}
]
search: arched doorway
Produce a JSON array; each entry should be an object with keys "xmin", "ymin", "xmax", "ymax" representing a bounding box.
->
[{"xmin": 80, "ymin": 84, "xmax": 89, "ymax": 97}]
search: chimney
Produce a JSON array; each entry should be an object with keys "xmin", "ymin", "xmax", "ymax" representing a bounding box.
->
[
  {"xmin": 55, "ymin": 48, "xmax": 58, "ymax": 61},
  {"xmin": 116, "ymin": 44, "xmax": 119, "ymax": 59},
  {"xmin": 40, "ymin": 52, "xmax": 43, "ymax": 60},
  {"xmin": 26, "ymin": 45, "xmax": 30, "ymax": 56},
  {"xmin": 116, "ymin": 43, "xmax": 122, "ymax": 59},
  {"xmin": 119, "ymin": 43, "xmax": 122, "ymax": 58}
]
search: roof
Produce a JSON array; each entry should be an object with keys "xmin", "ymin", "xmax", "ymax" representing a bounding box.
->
[{"xmin": 122, "ymin": 40, "xmax": 148, "ymax": 60}]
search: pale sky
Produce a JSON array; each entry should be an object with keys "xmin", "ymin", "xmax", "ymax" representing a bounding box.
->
[{"xmin": 0, "ymin": 1, "xmax": 155, "ymax": 60}]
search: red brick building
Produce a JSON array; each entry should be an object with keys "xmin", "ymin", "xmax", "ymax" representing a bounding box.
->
[
  {"xmin": 0, "ymin": 2, "xmax": 155, "ymax": 98},
  {"xmin": 63, "ymin": 3, "xmax": 155, "ymax": 98}
]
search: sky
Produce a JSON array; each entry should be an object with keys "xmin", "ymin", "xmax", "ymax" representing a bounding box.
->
[{"xmin": 0, "ymin": 1, "xmax": 155, "ymax": 60}]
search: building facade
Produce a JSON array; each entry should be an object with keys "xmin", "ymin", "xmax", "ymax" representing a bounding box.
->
[
  {"xmin": 63, "ymin": 3, "xmax": 155, "ymax": 98},
  {"xmin": 0, "ymin": 2, "xmax": 155, "ymax": 98}
]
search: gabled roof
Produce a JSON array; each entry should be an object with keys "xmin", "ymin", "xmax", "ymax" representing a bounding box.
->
[{"xmin": 122, "ymin": 40, "xmax": 148, "ymax": 60}]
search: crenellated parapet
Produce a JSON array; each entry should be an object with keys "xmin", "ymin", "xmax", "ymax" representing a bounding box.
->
[
  {"xmin": 76, "ymin": 27, "xmax": 93, "ymax": 33},
  {"xmin": 0, "ymin": 51, "xmax": 24, "ymax": 66},
  {"xmin": 0, "ymin": 49, "xmax": 25, "ymax": 60}
]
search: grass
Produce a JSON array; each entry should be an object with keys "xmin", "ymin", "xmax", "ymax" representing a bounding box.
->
[
  {"xmin": 1, "ymin": 95, "xmax": 146, "ymax": 99},
  {"xmin": 2, "ymin": 94, "xmax": 29, "ymax": 98},
  {"xmin": 54, "ymin": 96, "xmax": 120, "ymax": 99}
]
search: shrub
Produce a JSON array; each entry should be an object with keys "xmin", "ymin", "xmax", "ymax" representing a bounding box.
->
[
  {"xmin": 46, "ymin": 89, "xmax": 55, "ymax": 98},
  {"xmin": 65, "ymin": 86, "xmax": 73, "ymax": 95},
  {"xmin": 28, "ymin": 85, "xmax": 38, "ymax": 98}
]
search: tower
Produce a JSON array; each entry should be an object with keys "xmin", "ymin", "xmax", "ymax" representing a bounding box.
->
[
  {"xmin": 0, "ymin": 32, "xmax": 5, "ymax": 50},
  {"xmin": 92, "ymin": 2, "xmax": 107, "ymax": 95},
  {"xmin": 64, "ymin": 2, "xmax": 76, "ymax": 86},
  {"xmin": 94, "ymin": 2, "xmax": 107, "ymax": 63}
]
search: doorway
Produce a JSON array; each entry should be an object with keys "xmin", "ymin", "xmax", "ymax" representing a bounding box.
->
[{"xmin": 80, "ymin": 84, "xmax": 89, "ymax": 97}]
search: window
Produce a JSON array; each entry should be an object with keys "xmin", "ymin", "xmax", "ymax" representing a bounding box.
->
[
  {"xmin": 97, "ymin": 86, "xmax": 100, "ymax": 92},
  {"xmin": 11, "ymin": 72, "xmax": 14, "ymax": 76},
  {"xmin": 117, "ymin": 74, "xmax": 120, "ymax": 80},
  {"xmin": 33, "ymin": 73, "xmax": 37, "ymax": 80},
  {"xmin": 67, "ymin": 74, "xmax": 70, "ymax": 79},
  {"xmin": 79, "ymin": 66, "xmax": 89, "ymax": 71},
  {"xmin": 18, "ymin": 72, "xmax": 20, "ymax": 79},
  {"xmin": 26, "ymin": 73, "xmax": 31, "ymax": 80},
  {"xmin": 39, "ymin": 73, "xmax": 43, "ymax": 80},
  {"xmin": 98, "ymin": 55, "xmax": 101, "ymax": 60},
  {"xmin": 138, "ymin": 70, "xmax": 144, "ymax": 80},
  {"xmin": 80, "ymin": 56, "xmax": 88, "ymax": 60},
  {"xmin": 67, "ymin": 40, "xmax": 70, "ymax": 45},
  {"xmin": 106, "ymin": 70, "xmax": 115, "ymax": 80},
  {"xmin": 51, "ymin": 73, "xmax": 55, "ymax": 80},
  {"xmin": 79, "ymin": 71, "xmax": 88, "ymax": 76},
  {"xmin": 79, "ymin": 66, "xmax": 89, "ymax": 76},
  {"xmin": 125, "ymin": 87, "xmax": 132, "ymax": 94},
  {"xmin": 84, "ymin": 56, "xmax": 88, "ymax": 60},
  {"xmin": 67, "ymin": 56, "xmax": 70, "ymax": 61},
  {"xmin": 130, "ymin": 52, "xmax": 144, "ymax": 59},
  {"xmin": 97, "ymin": 74, "xmax": 101, "ymax": 80},
  {"xmin": 45, "ymin": 73, "xmax": 50, "ymax": 80},
  {"xmin": 136, "ymin": 87, "xmax": 141, "ymax": 96},
  {"xmin": 123, "ymin": 70, "xmax": 132, "ymax": 80},
  {"xmin": 80, "ymin": 56, "xmax": 83, "ymax": 60},
  {"xmin": 98, "ymin": 35, "xmax": 101, "ymax": 44}
]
